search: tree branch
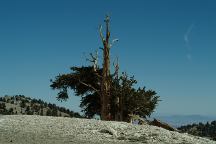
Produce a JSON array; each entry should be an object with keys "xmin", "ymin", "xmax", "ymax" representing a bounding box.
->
[
  {"xmin": 99, "ymin": 25, "xmax": 105, "ymax": 42},
  {"xmin": 105, "ymin": 15, "xmax": 110, "ymax": 42},
  {"xmin": 78, "ymin": 80, "xmax": 100, "ymax": 95},
  {"xmin": 110, "ymin": 38, "xmax": 119, "ymax": 48}
]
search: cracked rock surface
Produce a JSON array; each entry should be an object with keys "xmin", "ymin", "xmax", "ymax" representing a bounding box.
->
[{"xmin": 0, "ymin": 115, "xmax": 215, "ymax": 144}]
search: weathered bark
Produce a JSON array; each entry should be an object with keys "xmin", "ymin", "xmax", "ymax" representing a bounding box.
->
[
  {"xmin": 113, "ymin": 58, "xmax": 123, "ymax": 121},
  {"xmin": 100, "ymin": 16, "xmax": 111, "ymax": 120}
]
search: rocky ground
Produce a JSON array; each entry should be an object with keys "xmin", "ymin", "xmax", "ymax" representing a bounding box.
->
[{"xmin": 0, "ymin": 115, "xmax": 215, "ymax": 144}]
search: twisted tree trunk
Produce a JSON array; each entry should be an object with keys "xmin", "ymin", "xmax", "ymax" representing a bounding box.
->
[{"xmin": 100, "ymin": 16, "xmax": 111, "ymax": 120}]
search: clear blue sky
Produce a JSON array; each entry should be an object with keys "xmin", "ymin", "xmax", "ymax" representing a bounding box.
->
[{"xmin": 0, "ymin": 0, "xmax": 215, "ymax": 116}]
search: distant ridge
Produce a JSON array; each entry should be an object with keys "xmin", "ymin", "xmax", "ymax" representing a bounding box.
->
[
  {"xmin": 0, "ymin": 95, "xmax": 83, "ymax": 118},
  {"xmin": 153, "ymin": 114, "xmax": 216, "ymax": 127},
  {"xmin": 178, "ymin": 120, "xmax": 216, "ymax": 141}
]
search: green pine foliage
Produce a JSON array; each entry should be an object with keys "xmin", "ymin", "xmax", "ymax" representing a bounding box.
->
[{"xmin": 50, "ymin": 66, "xmax": 160, "ymax": 121}]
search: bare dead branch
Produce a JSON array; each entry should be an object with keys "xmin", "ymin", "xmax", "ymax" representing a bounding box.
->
[
  {"xmin": 105, "ymin": 15, "xmax": 110, "ymax": 42},
  {"xmin": 99, "ymin": 47, "xmax": 104, "ymax": 51},
  {"xmin": 110, "ymin": 38, "xmax": 119, "ymax": 48},
  {"xmin": 113, "ymin": 56, "xmax": 119, "ymax": 78},
  {"xmin": 85, "ymin": 50, "xmax": 99, "ymax": 71},
  {"xmin": 99, "ymin": 25, "xmax": 105, "ymax": 42},
  {"xmin": 78, "ymin": 80, "xmax": 100, "ymax": 95}
]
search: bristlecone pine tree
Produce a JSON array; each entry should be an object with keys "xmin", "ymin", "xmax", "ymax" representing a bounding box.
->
[{"xmin": 50, "ymin": 16, "xmax": 160, "ymax": 121}]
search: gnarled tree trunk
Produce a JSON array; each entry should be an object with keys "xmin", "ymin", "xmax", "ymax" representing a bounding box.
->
[{"xmin": 100, "ymin": 16, "xmax": 111, "ymax": 120}]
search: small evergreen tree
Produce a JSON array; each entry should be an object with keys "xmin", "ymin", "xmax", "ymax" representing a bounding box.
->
[
  {"xmin": 8, "ymin": 108, "xmax": 14, "ymax": 114},
  {"xmin": 40, "ymin": 109, "xmax": 43, "ymax": 116},
  {"xmin": 46, "ymin": 109, "xmax": 52, "ymax": 116},
  {"xmin": 26, "ymin": 106, "xmax": 30, "ymax": 113},
  {"xmin": 0, "ymin": 103, "xmax": 6, "ymax": 109},
  {"xmin": 51, "ymin": 108, "xmax": 58, "ymax": 116},
  {"xmin": 20, "ymin": 100, "xmax": 26, "ymax": 108}
]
